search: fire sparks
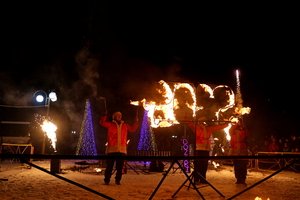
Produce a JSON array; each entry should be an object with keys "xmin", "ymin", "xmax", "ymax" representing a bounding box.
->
[
  {"xmin": 41, "ymin": 119, "xmax": 57, "ymax": 152},
  {"xmin": 234, "ymin": 106, "xmax": 251, "ymax": 115},
  {"xmin": 235, "ymin": 69, "xmax": 243, "ymax": 108},
  {"xmin": 234, "ymin": 69, "xmax": 251, "ymax": 116},
  {"xmin": 129, "ymin": 100, "xmax": 140, "ymax": 106}
]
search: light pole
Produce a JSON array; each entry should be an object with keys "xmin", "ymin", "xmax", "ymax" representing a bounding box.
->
[{"xmin": 34, "ymin": 90, "xmax": 57, "ymax": 154}]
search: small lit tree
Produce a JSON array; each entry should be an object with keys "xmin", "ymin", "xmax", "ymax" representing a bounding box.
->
[
  {"xmin": 76, "ymin": 99, "xmax": 97, "ymax": 156},
  {"xmin": 138, "ymin": 110, "xmax": 157, "ymax": 151}
]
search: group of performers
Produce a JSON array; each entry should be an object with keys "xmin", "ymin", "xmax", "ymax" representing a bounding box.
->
[{"xmin": 99, "ymin": 109, "xmax": 248, "ymax": 186}]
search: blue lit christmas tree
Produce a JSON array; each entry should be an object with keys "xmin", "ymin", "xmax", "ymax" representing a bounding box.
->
[
  {"xmin": 76, "ymin": 99, "xmax": 97, "ymax": 156},
  {"xmin": 138, "ymin": 110, "xmax": 157, "ymax": 151}
]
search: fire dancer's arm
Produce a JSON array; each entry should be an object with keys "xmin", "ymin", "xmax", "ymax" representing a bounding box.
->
[
  {"xmin": 99, "ymin": 115, "xmax": 111, "ymax": 128},
  {"xmin": 127, "ymin": 116, "xmax": 139, "ymax": 133},
  {"xmin": 208, "ymin": 123, "xmax": 229, "ymax": 132},
  {"xmin": 180, "ymin": 120, "xmax": 196, "ymax": 132}
]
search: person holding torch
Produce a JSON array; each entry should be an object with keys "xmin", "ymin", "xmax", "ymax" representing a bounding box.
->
[
  {"xmin": 229, "ymin": 118, "xmax": 249, "ymax": 185},
  {"xmin": 186, "ymin": 120, "xmax": 228, "ymax": 185},
  {"xmin": 99, "ymin": 110, "xmax": 139, "ymax": 185}
]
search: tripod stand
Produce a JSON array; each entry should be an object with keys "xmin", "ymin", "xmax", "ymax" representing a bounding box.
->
[
  {"xmin": 122, "ymin": 161, "xmax": 140, "ymax": 174},
  {"xmin": 172, "ymin": 164, "xmax": 225, "ymax": 199},
  {"xmin": 111, "ymin": 160, "xmax": 141, "ymax": 175}
]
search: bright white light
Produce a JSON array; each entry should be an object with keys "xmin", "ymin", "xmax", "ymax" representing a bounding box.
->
[
  {"xmin": 95, "ymin": 168, "xmax": 102, "ymax": 173},
  {"xmin": 49, "ymin": 92, "xmax": 57, "ymax": 102},
  {"xmin": 36, "ymin": 95, "xmax": 45, "ymax": 103}
]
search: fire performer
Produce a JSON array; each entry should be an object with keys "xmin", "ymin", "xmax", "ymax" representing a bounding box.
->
[
  {"xmin": 229, "ymin": 119, "xmax": 248, "ymax": 185},
  {"xmin": 99, "ymin": 111, "xmax": 139, "ymax": 185},
  {"xmin": 185, "ymin": 121, "xmax": 228, "ymax": 185}
]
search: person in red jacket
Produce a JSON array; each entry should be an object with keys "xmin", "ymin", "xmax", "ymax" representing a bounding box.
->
[
  {"xmin": 100, "ymin": 111, "xmax": 139, "ymax": 185},
  {"xmin": 229, "ymin": 119, "xmax": 248, "ymax": 185},
  {"xmin": 267, "ymin": 135, "xmax": 279, "ymax": 152},
  {"xmin": 186, "ymin": 121, "xmax": 228, "ymax": 185}
]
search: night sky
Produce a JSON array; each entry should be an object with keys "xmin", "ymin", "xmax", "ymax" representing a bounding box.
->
[{"xmin": 1, "ymin": 2, "xmax": 299, "ymax": 145}]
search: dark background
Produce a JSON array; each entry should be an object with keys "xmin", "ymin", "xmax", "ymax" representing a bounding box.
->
[{"xmin": 0, "ymin": 2, "xmax": 299, "ymax": 153}]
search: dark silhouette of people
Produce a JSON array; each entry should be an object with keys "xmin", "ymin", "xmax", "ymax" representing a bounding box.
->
[{"xmin": 229, "ymin": 119, "xmax": 248, "ymax": 185}]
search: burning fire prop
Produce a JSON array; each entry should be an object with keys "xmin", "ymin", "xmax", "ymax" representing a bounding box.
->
[
  {"xmin": 130, "ymin": 71, "xmax": 252, "ymax": 171},
  {"xmin": 40, "ymin": 119, "xmax": 57, "ymax": 152},
  {"xmin": 34, "ymin": 114, "xmax": 58, "ymax": 152},
  {"xmin": 131, "ymin": 79, "xmax": 251, "ymax": 128}
]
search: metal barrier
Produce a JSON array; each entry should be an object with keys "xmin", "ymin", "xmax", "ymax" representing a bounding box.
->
[
  {"xmin": 0, "ymin": 143, "xmax": 34, "ymax": 164},
  {"xmin": 255, "ymin": 152, "xmax": 300, "ymax": 172}
]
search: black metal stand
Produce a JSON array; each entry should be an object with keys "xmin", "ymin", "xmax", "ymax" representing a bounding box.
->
[
  {"xmin": 112, "ymin": 161, "xmax": 141, "ymax": 175},
  {"xmin": 124, "ymin": 161, "xmax": 140, "ymax": 174},
  {"xmin": 171, "ymin": 161, "xmax": 183, "ymax": 173},
  {"xmin": 172, "ymin": 170, "xmax": 225, "ymax": 199},
  {"xmin": 148, "ymin": 159, "xmax": 205, "ymax": 200}
]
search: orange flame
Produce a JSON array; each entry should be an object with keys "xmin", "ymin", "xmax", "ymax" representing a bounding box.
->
[
  {"xmin": 41, "ymin": 119, "xmax": 57, "ymax": 152},
  {"xmin": 131, "ymin": 80, "xmax": 250, "ymax": 128}
]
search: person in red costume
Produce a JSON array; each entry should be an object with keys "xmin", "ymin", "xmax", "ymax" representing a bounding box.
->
[
  {"xmin": 267, "ymin": 135, "xmax": 279, "ymax": 152},
  {"xmin": 186, "ymin": 121, "xmax": 228, "ymax": 185},
  {"xmin": 100, "ymin": 111, "xmax": 139, "ymax": 185},
  {"xmin": 229, "ymin": 119, "xmax": 249, "ymax": 185}
]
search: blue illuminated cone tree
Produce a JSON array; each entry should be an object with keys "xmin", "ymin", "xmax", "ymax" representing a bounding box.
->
[
  {"xmin": 138, "ymin": 110, "xmax": 157, "ymax": 151},
  {"xmin": 76, "ymin": 99, "xmax": 97, "ymax": 156}
]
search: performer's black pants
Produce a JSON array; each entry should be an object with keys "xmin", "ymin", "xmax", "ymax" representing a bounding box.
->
[
  {"xmin": 104, "ymin": 152, "xmax": 125, "ymax": 183},
  {"xmin": 193, "ymin": 150, "xmax": 209, "ymax": 183},
  {"xmin": 233, "ymin": 159, "xmax": 248, "ymax": 183}
]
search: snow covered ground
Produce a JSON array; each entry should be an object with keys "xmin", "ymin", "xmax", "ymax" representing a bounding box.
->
[{"xmin": 1, "ymin": 159, "xmax": 300, "ymax": 200}]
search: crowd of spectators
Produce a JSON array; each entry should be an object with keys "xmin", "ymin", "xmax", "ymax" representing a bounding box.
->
[{"xmin": 248, "ymin": 134, "xmax": 300, "ymax": 154}]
